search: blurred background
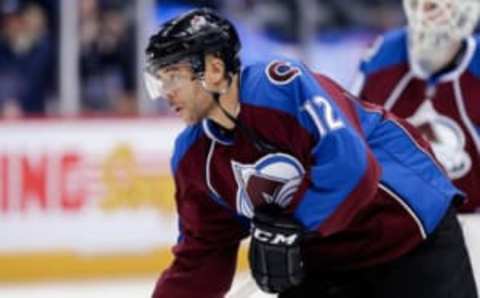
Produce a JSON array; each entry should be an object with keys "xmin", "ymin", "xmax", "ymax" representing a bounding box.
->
[
  {"xmin": 0, "ymin": 0, "xmax": 406, "ymax": 119},
  {"xmin": 0, "ymin": 0, "xmax": 464, "ymax": 297}
]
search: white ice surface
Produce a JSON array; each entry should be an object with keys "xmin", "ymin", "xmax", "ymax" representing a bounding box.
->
[{"xmin": 0, "ymin": 273, "xmax": 272, "ymax": 298}]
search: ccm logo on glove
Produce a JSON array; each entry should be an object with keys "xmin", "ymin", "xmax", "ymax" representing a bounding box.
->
[{"xmin": 253, "ymin": 228, "xmax": 299, "ymax": 245}]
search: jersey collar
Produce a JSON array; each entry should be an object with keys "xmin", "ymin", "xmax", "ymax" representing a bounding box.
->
[
  {"xmin": 202, "ymin": 69, "xmax": 246, "ymax": 145},
  {"xmin": 202, "ymin": 118, "xmax": 235, "ymax": 145}
]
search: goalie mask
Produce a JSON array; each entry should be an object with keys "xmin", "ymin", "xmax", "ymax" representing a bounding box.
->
[
  {"xmin": 144, "ymin": 8, "xmax": 241, "ymax": 100},
  {"xmin": 404, "ymin": 0, "xmax": 480, "ymax": 74}
]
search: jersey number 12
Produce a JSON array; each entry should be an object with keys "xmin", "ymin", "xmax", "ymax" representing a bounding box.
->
[{"xmin": 304, "ymin": 96, "xmax": 345, "ymax": 138}]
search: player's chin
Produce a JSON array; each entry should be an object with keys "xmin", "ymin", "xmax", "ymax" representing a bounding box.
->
[{"xmin": 182, "ymin": 113, "xmax": 201, "ymax": 125}]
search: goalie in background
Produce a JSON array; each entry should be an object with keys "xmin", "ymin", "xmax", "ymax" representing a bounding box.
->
[
  {"xmin": 145, "ymin": 7, "xmax": 477, "ymax": 298},
  {"xmin": 351, "ymin": 0, "xmax": 480, "ymax": 213}
]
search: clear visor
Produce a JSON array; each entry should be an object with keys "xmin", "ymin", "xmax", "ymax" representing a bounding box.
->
[{"xmin": 143, "ymin": 62, "xmax": 195, "ymax": 100}]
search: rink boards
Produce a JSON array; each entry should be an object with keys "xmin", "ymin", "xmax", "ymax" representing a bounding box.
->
[{"xmin": 0, "ymin": 119, "xmax": 477, "ymax": 286}]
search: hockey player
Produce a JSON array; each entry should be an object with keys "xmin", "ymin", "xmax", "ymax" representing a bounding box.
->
[
  {"xmin": 351, "ymin": 0, "xmax": 480, "ymax": 212},
  {"xmin": 145, "ymin": 8, "xmax": 477, "ymax": 298}
]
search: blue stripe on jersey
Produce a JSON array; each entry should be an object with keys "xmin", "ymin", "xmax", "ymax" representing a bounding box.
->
[
  {"xmin": 177, "ymin": 221, "xmax": 184, "ymax": 243},
  {"xmin": 241, "ymin": 59, "xmax": 356, "ymax": 135},
  {"xmin": 171, "ymin": 124, "xmax": 203, "ymax": 174},
  {"xmin": 208, "ymin": 191, "xmax": 231, "ymax": 209},
  {"xmin": 368, "ymin": 120, "xmax": 458, "ymax": 234},
  {"xmin": 240, "ymin": 60, "xmax": 332, "ymax": 118},
  {"xmin": 293, "ymin": 129, "xmax": 369, "ymax": 230},
  {"xmin": 360, "ymin": 28, "xmax": 408, "ymax": 76},
  {"xmin": 467, "ymin": 35, "xmax": 480, "ymax": 78},
  {"xmin": 234, "ymin": 214, "xmax": 252, "ymax": 232},
  {"xmin": 351, "ymin": 100, "xmax": 384, "ymax": 138}
]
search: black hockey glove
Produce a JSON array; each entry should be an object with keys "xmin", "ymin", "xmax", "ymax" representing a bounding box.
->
[{"xmin": 248, "ymin": 207, "xmax": 305, "ymax": 294}]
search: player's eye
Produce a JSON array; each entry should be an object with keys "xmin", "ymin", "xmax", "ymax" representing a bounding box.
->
[{"xmin": 170, "ymin": 73, "xmax": 183, "ymax": 83}]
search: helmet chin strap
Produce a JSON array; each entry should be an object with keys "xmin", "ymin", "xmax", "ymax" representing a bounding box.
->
[
  {"xmin": 200, "ymin": 75, "xmax": 279, "ymax": 153},
  {"xmin": 200, "ymin": 75, "xmax": 238, "ymax": 124}
]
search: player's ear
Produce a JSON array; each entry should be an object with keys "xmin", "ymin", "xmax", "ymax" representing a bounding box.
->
[{"xmin": 204, "ymin": 54, "xmax": 226, "ymax": 89}]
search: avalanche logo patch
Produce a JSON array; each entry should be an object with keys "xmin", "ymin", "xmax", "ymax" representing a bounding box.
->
[
  {"xmin": 231, "ymin": 153, "xmax": 305, "ymax": 218},
  {"xmin": 408, "ymin": 100, "xmax": 471, "ymax": 179},
  {"xmin": 266, "ymin": 60, "xmax": 301, "ymax": 85}
]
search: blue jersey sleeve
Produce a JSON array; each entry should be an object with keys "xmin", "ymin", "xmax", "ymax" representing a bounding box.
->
[
  {"xmin": 256, "ymin": 60, "xmax": 380, "ymax": 233},
  {"xmin": 351, "ymin": 29, "xmax": 408, "ymax": 96}
]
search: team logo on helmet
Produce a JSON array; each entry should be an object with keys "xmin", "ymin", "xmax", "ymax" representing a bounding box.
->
[
  {"xmin": 408, "ymin": 100, "xmax": 471, "ymax": 179},
  {"xmin": 232, "ymin": 153, "xmax": 305, "ymax": 218},
  {"xmin": 189, "ymin": 15, "xmax": 208, "ymax": 33}
]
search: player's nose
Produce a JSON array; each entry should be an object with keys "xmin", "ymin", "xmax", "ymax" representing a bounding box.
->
[{"xmin": 163, "ymin": 89, "xmax": 177, "ymax": 102}]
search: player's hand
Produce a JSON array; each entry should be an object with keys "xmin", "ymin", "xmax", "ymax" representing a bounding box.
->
[{"xmin": 248, "ymin": 206, "xmax": 304, "ymax": 293}]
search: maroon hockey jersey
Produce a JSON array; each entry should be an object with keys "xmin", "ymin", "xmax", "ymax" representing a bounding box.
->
[
  {"xmin": 152, "ymin": 59, "xmax": 459, "ymax": 297},
  {"xmin": 353, "ymin": 28, "xmax": 480, "ymax": 212}
]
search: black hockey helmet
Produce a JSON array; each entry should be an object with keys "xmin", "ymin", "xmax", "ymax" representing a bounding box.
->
[{"xmin": 145, "ymin": 8, "xmax": 241, "ymax": 77}]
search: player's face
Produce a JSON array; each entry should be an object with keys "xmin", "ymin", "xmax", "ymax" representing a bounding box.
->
[
  {"xmin": 155, "ymin": 64, "xmax": 215, "ymax": 124},
  {"xmin": 403, "ymin": 0, "xmax": 480, "ymax": 73}
]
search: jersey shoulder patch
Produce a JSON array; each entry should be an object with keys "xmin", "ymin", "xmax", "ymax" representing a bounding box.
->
[
  {"xmin": 265, "ymin": 60, "xmax": 302, "ymax": 85},
  {"xmin": 240, "ymin": 59, "xmax": 329, "ymax": 120}
]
